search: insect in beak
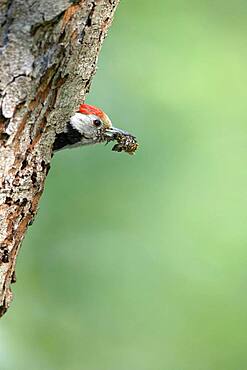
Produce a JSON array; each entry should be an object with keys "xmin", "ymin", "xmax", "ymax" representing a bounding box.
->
[{"xmin": 104, "ymin": 126, "xmax": 139, "ymax": 155}]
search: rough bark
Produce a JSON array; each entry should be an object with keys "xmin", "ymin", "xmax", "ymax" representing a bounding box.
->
[{"xmin": 0, "ymin": 0, "xmax": 120, "ymax": 317}]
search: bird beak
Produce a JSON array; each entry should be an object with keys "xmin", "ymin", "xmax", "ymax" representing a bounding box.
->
[{"xmin": 104, "ymin": 126, "xmax": 131, "ymax": 139}]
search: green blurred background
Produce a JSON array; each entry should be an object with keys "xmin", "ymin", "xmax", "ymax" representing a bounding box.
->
[{"xmin": 1, "ymin": 1, "xmax": 247, "ymax": 369}]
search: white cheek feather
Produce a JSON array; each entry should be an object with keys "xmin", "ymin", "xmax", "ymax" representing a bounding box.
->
[{"xmin": 69, "ymin": 113, "xmax": 92, "ymax": 133}]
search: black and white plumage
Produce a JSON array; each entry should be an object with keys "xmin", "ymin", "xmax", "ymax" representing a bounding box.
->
[
  {"xmin": 53, "ymin": 121, "xmax": 83, "ymax": 151},
  {"xmin": 53, "ymin": 104, "xmax": 138, "ymax": 154},
  {"xmin": 53, "ymin": 106, "xmax": 114, "ymax": 151}
]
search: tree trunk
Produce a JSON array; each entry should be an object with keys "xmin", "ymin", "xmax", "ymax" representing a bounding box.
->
[{"xmin": 0, "ymin": 0, "xmax": 120, "ymax": 317}]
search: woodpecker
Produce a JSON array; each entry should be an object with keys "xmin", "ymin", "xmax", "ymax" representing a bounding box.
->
[{"xmin": 53, "ymin": 104, "xmax": 137, "ymax": 153}]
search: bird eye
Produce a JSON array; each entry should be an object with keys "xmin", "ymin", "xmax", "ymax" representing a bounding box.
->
[{"xmin": 93, "ymin": 119, "xmax": 102, "ymax": 127}]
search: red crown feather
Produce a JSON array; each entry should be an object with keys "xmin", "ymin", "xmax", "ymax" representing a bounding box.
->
[{"xmin": 79, "ymin": 104, "xmax": 105, "ymax": 119}]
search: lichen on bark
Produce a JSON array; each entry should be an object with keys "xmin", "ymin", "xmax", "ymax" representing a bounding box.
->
[{"xmin": 0, "ymin": 0, "xmax": 120, "ymax": 317}]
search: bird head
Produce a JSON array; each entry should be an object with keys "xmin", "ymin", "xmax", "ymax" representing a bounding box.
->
[{"xmin": 70, "ymin": 104, "xmax": 126, "ymax": 145}]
